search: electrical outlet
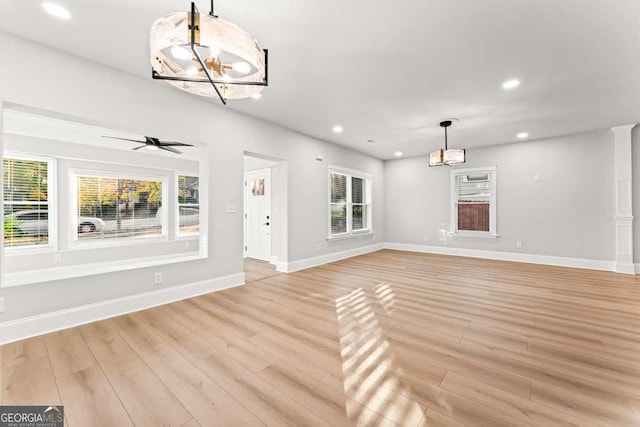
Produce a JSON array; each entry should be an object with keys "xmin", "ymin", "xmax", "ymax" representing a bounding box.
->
[
  {"xmin": 315, "ymin": 243, "xmax": 320, "ymax": 251},
  {"xmin": 423, "ymin": 235, "xmax": 429, "ymax": 242},
  {"xmin": 534, "ymin": 174, "xmax": 541, "ymax": 182},
  {"xmin": 516, "ymin": 241, "xmax": 523, "ymax": 249},
  {"xmin": 154, "ymin": 272, "xmax": 162, "ymax": 285},
  {"xmin": 53, "ymin": 253, "xmax": 62, "ymax": 263},
  {"xmin": 0, "ymin": 297, "xmax": 4, "ymax": 313}
]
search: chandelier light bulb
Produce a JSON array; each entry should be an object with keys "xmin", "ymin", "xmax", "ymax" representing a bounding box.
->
[
  {"xmin": 170, "ymin": 45, "xmax": 192, "ymax": 61},
  {"xmin": 232, "ymin": 62, "xmax": 252, "ymax": 74}
]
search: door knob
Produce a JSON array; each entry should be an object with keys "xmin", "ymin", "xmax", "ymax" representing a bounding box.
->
[{"xmin": 263, "ymin": 222, "xmax": 270, "ymax": 226}]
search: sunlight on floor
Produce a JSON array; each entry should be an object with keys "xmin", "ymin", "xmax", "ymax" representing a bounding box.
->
[{"xmin": 336, "ymin": 287, "xmax": 426, "ymax": 426}]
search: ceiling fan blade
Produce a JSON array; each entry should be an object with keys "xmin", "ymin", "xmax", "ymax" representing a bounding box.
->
[
  {"xmin": 132, "ymin": 145, "xmax": 146, "ymax": 151},
  {"xmin": 160, "ymin": 146, "xmax": 182, "ymax": 154},
  {"xmin": 157, "ymin": 141, "xmax": 194, "ymax": 147},
  {"xmin": 103, "ymin": 136, "xmax": 146, "ymax": 144}
]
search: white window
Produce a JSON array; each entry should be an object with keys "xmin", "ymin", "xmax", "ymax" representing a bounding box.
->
[
  {"xmin": 450, "ymin": 166, "xmax": 497, "ymax": 237},
  {"xmin": 177, "ymin": 174, "xmax": 199, "ymax": 235},
  {"xmin": 329, "ymin": 167, "xmax": 372, "ymax": 238},
  {"xmin": 3, "ymin": 153, "xmax": 56, "ymax": 249},
  {"xmin": 72, "ymin": 172, "xmax": 167, "ymax": 243}
]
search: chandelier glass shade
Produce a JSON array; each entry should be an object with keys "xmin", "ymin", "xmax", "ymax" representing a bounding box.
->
[
  {"xmin": 428, "ymin": 120, "xmax": 466, "ymax": 167},
  {"xmin": 150, "ymin": 2, "xmax": 268, "ymax": 104}
]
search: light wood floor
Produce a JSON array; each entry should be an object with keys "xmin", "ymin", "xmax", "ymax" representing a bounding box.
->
[
  {"xmin": 3, "ymin": 250, "xmax": 640, "ymax": 426},
  {"xmin": 244, "ymin": 258, "xmax": 280, "ymax": 284}
]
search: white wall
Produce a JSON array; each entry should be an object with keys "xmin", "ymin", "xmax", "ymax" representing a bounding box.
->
[
  {"xmin": 385, "ymin": 130, "xmax": 616, "ymax": 262},
  {"xmin": 0, "ymin": 32, "xmax": 384, "ymax": 322}
]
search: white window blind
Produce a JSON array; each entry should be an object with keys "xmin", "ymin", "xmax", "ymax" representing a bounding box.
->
[
  {"xmin": 3, "ymin": 156, "xmax": 51, "ymax": 248},
  {"xmin": 178, "ymin": 175, "xmax": 199, "ymax": 235},
  {"xmin": 76, "ymin": 175, "xmax": 165, "ymax": 241}
]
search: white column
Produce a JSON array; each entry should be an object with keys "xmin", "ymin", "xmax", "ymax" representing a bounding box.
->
[{"xmin": 611, "ymin": 124, "xmax": 637, "ymax": 274}]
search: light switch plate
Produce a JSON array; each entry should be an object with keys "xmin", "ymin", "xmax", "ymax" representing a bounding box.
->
[{"xmin": 225, "ymin": 203, "xmax": 238, "ymax": 213}]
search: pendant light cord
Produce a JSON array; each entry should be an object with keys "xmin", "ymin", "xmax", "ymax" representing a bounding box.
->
[{"xmin": 444, "ymin": 126, "xmax": 448, "ymax": 150}]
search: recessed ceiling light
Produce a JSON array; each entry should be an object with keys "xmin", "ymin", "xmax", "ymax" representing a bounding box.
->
[
  {"xmin": 42, "ymin": 2, "xmax": 71, "ymax": 20},
  {"xmin": 394, "ymin": 151, "xmax": 403, "ymax": 157},
  {"xmin": 517, "ymin": 132, "xmax": 529, "ymax": 139},
  {"xmin": 332, "ymin": 125, "xmax": 343, "ymax": 133},
  {"xmin": 251, "ymin": 93, "xmax": 262, "ymax": 100},
  {"xmin": 502, "ymin": 79, "xmax": 520, "ymax": 90}
]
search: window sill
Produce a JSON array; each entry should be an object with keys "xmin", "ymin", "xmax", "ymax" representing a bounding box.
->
[
  {"xmin": 326, "ymin": 231, "xmax": 375, "ymax": 241},
  {"xmin": 4, "ymin": 245, "xmax": 57, "ymax": 256},
  {"xmin": 453, "ymin": 231, "xmax": 500, "ymax": 239},
  {"xmin": 69, "ymin": 235, "xmax": 170, "ymax": 250},
  {"xmin": 2, "ymin": 252, "xmax": 204, "ymax": 288}
]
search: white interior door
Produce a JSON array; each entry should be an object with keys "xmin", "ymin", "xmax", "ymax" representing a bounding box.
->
[{"xmin": 244, "ymin": 168, "xmax": 272, "ymax": 261}]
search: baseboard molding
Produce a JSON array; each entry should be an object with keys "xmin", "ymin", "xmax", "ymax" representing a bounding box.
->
[
  {"xmin": 0, "ymin": 272, "xmax": 245, "ymax": 346},
  {"xmin": 278, "ymin": 243, "xmax": 385, "ymax": 273},
  {"xmin": 384, "ymin": 242, "xmax": 617, "ymax": 272}
]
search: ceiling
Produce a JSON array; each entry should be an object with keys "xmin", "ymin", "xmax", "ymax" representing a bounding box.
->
[{"xmin": 0, "ymin": 0, "xmax": 638, "ymax": 159}]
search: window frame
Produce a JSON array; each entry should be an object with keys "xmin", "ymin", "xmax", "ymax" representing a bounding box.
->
[
  {"xmin": 69, "ymin": 168, "xmax": 169, "ymax": 248},
  {"xmin": 176, "ymin": 171, "xmax": 200, "ymax": 238},
  {"xmin": 327, "ymin": 166, "xmax": 373, "ymax": 240},
  {"xmin": 3, "ymin": 151, "xmax": 58, "ymax": 253},
  {"xmin": 450, "ymin": 166, "xmax": 498, "ymax": 238}
]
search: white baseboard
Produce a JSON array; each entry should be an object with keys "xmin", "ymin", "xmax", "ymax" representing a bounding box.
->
[
  {"xmin": 278, "ymin": 243, "xmax": 384, "ymax": 273},
  {"xmin": 384, "ymin": 242, "xmax": 617, "ymax": 272},
  {"xmin": 0, "ymin": 272, "xmax": 245, "ymax": 346}
]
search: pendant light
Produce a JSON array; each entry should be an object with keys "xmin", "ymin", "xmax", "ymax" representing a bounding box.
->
[
  {"xmin": 150, "ymin": 1, "xmax": 268, "ymax": 104},
  {"xmin": 429, "ymin": 120, "xmax": 466, "ymax": 167}
]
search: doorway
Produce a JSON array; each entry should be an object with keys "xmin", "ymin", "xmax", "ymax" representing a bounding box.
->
[
  {"xmin": 244, "ymin": 168, "xmax": 272, "ymax": 261},
  {"xmin": 243, "ymin": 153, "xmax": 287, "ymax": 279}
]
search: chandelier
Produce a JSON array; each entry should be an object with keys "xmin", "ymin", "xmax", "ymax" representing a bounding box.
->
[
  {"xmin": 150, "ymin": 1, "xmax": 268, "ymax": 104},
  {"xmin": 429, "ymin": 120, "xmax": 466, "ymax": 167}
]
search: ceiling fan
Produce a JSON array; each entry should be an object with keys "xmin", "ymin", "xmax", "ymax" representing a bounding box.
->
[{"xmin": 102, "ymin": 136, "xmax": 193, "ymax": 154}]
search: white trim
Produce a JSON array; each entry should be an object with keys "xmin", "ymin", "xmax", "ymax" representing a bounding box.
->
[
  {"xmin": 176, "ymin": 172, "xmax": 200, "ymax": 238},
  {"xmin": 4, "ymin": 252, "xmax": 204, "ymax": 287},
  {"xmin": 384, "ymin": 242, "xmax": 616, "ymax": 272},
  {"xmin": 611, "ymin": 124, "xmax": 637, "ymax": 275},
  {"xmin": 276, "ymin": 243, "xmax": 383, "ymax": 273},
  {"xmin": 326, "ymin": 231, "xmax": 374, "ymax": 241},
  {"xmin": 328, "ymin": 166, "xmax": 373, "ymax": 239},
  {"xmin": 0, "ymin": 272, "xmax": 245, "ymax": 345},
  {"xmin": 451, "ymin": 166, "xmax": 497, "ymax": 236},
  {"xmin": 69, "ymin": 169, "xmax": 169, "ymax": 245},
  {"xmin": 3, "ymin": 152, "xmax": 57, "ymax": 252}
]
